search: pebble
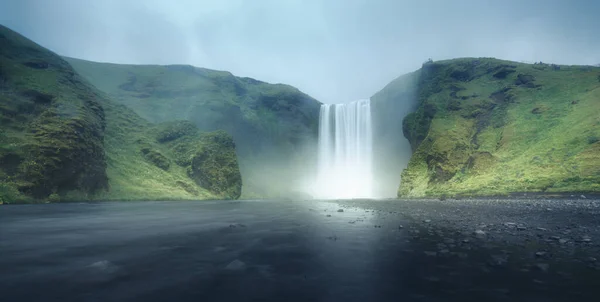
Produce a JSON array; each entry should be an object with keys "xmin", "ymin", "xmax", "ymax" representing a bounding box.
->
[
  {"xmin": 457, "ymin": 252, "xmax": 468, "ymax": 259},
  {"xmin": 225, "ymin": 259, "xmax": 246, "ymax": 271},
  {"xmin": 490, "ymin": 255, "xmax": 508, "ymax": 266},
  {"xmin": 535, "ymin": 251, "xmax": 547, "ymax": 258},
  {"xmin": 474, "ymin": 230, "xmax": 486, "ymax": 238},
  {"xmin": 559, "ymin": 238, "xmax": 569, "ymax": 244},
  {"xmin": 337, "ymin": 209, "xmax": 344, "ymax": 212},
  {"xmin": 443, "ymin": 238, "xmax": 455, "ymax": 244},
  {"xmin": 535, "ymin": 263, "xmax": 550, "ymax": 272},
  {"xmin": 423, "ymin": 219, "xmax": 431, "ymax": 223},
  {"xmin": 424, "ymin": 251, "xmax": 437, "ymax": 257},
  {"xmin": 326, "ymin": 214, "xmax": 331, "ymax": 217}
]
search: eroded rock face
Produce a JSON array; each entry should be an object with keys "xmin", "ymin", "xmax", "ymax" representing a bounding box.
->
[
  {"xmin": 396, "ymin": 58, "xmax": 600, "ymax": 197},
  {"xmin": 187, "ymin": 131, "xmax": 242, "ymax": 199},
  {"xmin": 0, "ymin": 25, "xmax": 108, "ymax": 201}
]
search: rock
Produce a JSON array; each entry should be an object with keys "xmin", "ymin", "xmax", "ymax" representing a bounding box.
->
[
  {"xmin": 587, "ymin": 257, "xmax": 597, "ymax": 262},
  {"xmin": 457, "ymin": 252, "xmax": 468, "ymax": 259},
  {"xmin": 187, "ymin": 131, "xmax": 242, "ymax": 199},
  {"xmin": 474, "ymin": 230, "xmax": 486, "ymax": 238},
  {"xmin": 423, "ymin": 219, "xmax": 431, "ymax": 223},
  {"xmin": 225, "ymin": 259, "xmax": 246, "ymax": 271},
  {"xmin": 550, "ymin": 236, "xmax": 561, "ymax": 241},
  {"xmin": 517, "ymin": 226, "xmax": 527, "ymax": 231},
  {"xmin": 581, "ymin": 195, "xmax": 587, "ymax": 199},
  {"xmin": 424, "ymin": 251, "xmax": 437, "ymax": 257},
  {"xmin": 462, "ymin": 239, "xmax": 470, "ymax": 243},
  {"xmin": 337, "ymin": 209, "xmax": 344, "ymax": 212},
  {"xmin": 424, "ymin": 276, "xmax": 440, "ymax": 282},
  {"xmin": 536, "ymin": 227, "xmax": 548, "ymax": 231},
  {"xmin": 326, "ymin": 214, "xmax": 331, "ymax": 217},
  {"xmin": 558, "ymin": 238, "xmax": 569, "ymax": 244},
  {"xmin": 398, "ymin": 225, "xmax": 404, "ymax": 229},
  {"xmin": 489, "ymin": 254, "xmax": 508, "ymax": 266},
  {"xmin": 580, "ymin": 235, "xmax": 592, "ymax": 242},
  {"xmin": 535, "ymin": 251, "xmax": 547, "ymax": 258},
  {"xmin": 439, "ymin": 249, "xmax": 450, "ymax": 254},
  {"xmin": 504, "ymin": 222, "xmax": 517, "ymax": 227},
  {"xmin": 83, "ymin": 260, "xmax": 124, "ymax": 283},
  {"xmin": 89, "ymin": 260, "xmax": 119, "ymax": 274},
  {"xmin": 535, "ymin": 263, "xmax": 550, "ymax": 272}
]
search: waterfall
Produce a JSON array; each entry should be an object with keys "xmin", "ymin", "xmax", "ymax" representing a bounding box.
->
[{"xmin": 315, "ymin": 99, "xmax": 373, "ymax": 199}]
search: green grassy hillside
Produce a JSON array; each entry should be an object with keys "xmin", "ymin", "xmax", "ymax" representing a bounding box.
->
[
  {"xmin": 396, "ymin": 58, "xmax": 600, "ymax": 197},
  {"xmin": 0, "ymin": 25, "xmax": 241, "ymax": 203},
  {"xmin": 65, "ymin": 58, "xmax": 321, "ymax": 198}
]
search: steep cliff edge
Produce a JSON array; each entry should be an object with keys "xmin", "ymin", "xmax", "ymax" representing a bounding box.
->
[
  {"xmin": 0, "ymin": 25, "xmax": 108, "ymax": 202},
  {"xmin": 65, "ymin": 58, "xmax": 321, "ymax": 198},
  {"xmin": 399, "ymin": 58, "xmax": 600, "ymax": 197},
  {"xmin": 0, "ymin": 25, "xmax": 241, "ymax": 203}
]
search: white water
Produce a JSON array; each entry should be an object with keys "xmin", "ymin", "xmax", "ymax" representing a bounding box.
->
[{"xmin": 314, "ymin": 99, "xmax": 374, "ymax": 199}]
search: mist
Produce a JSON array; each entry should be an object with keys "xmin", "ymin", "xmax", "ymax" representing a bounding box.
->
[
  {"xmin": 2, "ymin": 0, "xmax": 600, "ymax": 199},
  {"xmin": 1, "ymin": 0, "xmax": 599, "ymax": 104}
]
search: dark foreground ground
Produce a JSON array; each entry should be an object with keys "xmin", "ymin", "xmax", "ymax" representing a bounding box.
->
[{"xmin": 1, "ymin": 198, "xmax": 599, "ymax": 302}]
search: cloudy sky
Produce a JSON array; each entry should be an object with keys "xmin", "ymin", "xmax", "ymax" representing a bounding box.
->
[{"xmin": 1, "ymin": 0, "xmax": 599, "ymax": 103}]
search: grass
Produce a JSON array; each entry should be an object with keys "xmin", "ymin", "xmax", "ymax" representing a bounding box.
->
[
  {"xmin": 0, "ymin": 24, "xmax": 108, "ymax": 202},
  {"xmin": 89, "ymin": 101, "xmax": 240, "ymax": 201},
  {"xmin": 65, "ymin": 57, "xmax": 321, "ymax": 198},
  {"xmin": 0, "ymin": 25, "xmax": 241, "ymax": 203},
  {"xmin": 395, "ymin": 58, "xmax": 600, "ymax": 197}
]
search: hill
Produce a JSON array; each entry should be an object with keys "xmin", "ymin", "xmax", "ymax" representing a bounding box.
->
[
  {"xmin": 65, "ymin": 58, "xmax": 322, "ymax": 198},
  {"xmin": 385, "ymin": 58, "xmax": 600, "ymax": 197},
  {"xmin": 0, "ymin": 25, "xmax": 241, "ymax": 203}
]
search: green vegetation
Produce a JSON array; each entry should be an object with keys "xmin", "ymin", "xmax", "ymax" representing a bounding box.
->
[
  {"xmin": 392, "ymin": 58, "xmax": 600, "ymax": 197},
  {"xmin": 150, "ymin": 121, "xmax": 242, "ymax": 199},
  {"xmin": 65, "ymin": 57, "xmax": 321, "ymax": 198},
  {"xmin": 0, "ymin": 25, "xmax": 107, "ymax": 203},
  {"xmin": 0, "ymin": 25, "xmax": 241, "ymax": 203}
]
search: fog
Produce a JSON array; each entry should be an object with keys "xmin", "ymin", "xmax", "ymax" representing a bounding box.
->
[
  {"xmin": 2, "ymin": 0, "xmax": 599, "ymax": 199},
  {"xmin": 1, "ymin": 0, "xmax": 599, "ymax": 104}
]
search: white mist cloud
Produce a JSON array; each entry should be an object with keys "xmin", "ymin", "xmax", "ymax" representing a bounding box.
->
[{"xmin": 1, "ymin": 0, "xmax": 599, "ymax": 103}]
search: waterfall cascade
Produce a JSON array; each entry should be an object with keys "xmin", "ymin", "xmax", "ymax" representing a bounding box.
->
[{"xmin": 314, "ymin": 99, "xmax": 374, "ymax": 199}]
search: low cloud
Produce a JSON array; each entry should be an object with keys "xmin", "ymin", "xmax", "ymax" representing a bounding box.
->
[{"xmin": 1, "ymin": 0, "xmax": 599, "ymax": 103}]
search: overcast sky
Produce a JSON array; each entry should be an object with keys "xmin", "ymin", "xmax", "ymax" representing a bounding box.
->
[{"xmin": 1, "ymin": 0, "xmax": 599, "ymax": 103}]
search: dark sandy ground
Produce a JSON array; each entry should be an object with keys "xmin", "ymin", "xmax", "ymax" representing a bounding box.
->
[{"xmin": 1, "ymin": 198, "xmax": 599, "ymax": 302}]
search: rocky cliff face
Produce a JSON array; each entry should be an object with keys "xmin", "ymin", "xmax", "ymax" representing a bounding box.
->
[
  {"xmin": 0, "ymin": 25, "xmax": 242, "ymax": 203},
  {"xmin": 65, "ymin": 58, "xmax": 322, "ymax": 198},
  {"xmin": 0, "ymin": 25, "xmax": 108, "ymax": 202},
  {"xmin": 152, "ymin": 121, "xmax": 242, "ymax": 199},
  {"xmin": 398, "ymin": 58, "xmax": 600, "ymax": 197}
]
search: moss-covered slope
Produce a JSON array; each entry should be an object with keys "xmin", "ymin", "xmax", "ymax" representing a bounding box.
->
[
  {"xmin": 96, "ymin": 101, "xmax": 241, "ymax": 201},
  {"xmin": 65, "ymin": 57, "xmax": 321, "ymax": 198},
  {"xmin": 0, "ymin": 25, "xmax": 108, "ymax": 202},
  {"xmin": 398, "ymin": 58, "xmax": 600, "ymax": 197},
  {"xmin": 0, "ymin": 25, "xmax": 241, "ymax": 203}
]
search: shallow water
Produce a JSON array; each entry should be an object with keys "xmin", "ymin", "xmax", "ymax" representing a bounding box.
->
[{"xmin": 1, "ymin": 199, "xmax": 599, "ymax": 301}]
